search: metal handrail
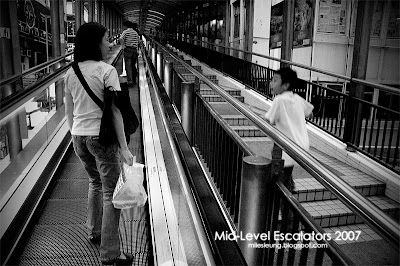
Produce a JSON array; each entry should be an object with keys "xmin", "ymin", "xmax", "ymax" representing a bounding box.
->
[
  {"xmin": 0, "ymin": 32, "xmax": 121, "ymax": 88},
  {"xmin": 0, "ymin": 63, "xmax": 71, "ymax": 122},
  {"xmin": 170, "ymin": 35, "xmax": 400, "ymax": 95},
  {"xmin": 157, "ymin": 39, "xmax": 400, "ymax": 249},
  {"xmin": 0, "ymin": 51, "xmax": 73, "ymax": 88}
]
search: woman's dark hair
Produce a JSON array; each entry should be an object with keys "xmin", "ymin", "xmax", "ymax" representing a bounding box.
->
[
  {"xmin": 275, "ymin": 67, "xmax": 298, "ymax": 91},
  {"xmin": 74, "ymin": 22, "xmax": 107, "ymax": 62}
]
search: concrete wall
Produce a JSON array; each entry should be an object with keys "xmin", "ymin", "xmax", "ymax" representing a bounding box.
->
[{"xmin": 249, "ymin": 0, "xmax": 400, "ymax": 86}]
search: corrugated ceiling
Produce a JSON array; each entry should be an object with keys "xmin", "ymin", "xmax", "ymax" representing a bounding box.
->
[{"xmin": 104, "ymin": 0, "xmax": 205, "ymax": 32}]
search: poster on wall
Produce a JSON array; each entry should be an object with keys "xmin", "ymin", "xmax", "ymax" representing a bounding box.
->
[
  {"xmin": 270, "ymin": 0, "xmax": 314, "ymax": 49},
  {"xmin": 17, "ymin": 0, "xmax": 52, "ymax": 44},
  {"xmin": 317, "ymin": 0, "xmax": 347, "ymax": 34}
]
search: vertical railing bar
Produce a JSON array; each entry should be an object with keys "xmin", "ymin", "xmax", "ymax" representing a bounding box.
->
[
  {"xmin": 213, "ymin": 120, "xmax": 219, "ymax": 192},
  {"xmin": 262, "ymin": 190, "xmax": 275, "ymax": 265},
  {"xmin": 392, "ymin": 127, "xmax": 399, "ymax": 169},
  {"xmin": 340, "ymin": 96, "xmax": 348, "ymax": 139},
  {"xmin": 228, "ymin": 143, "xmax": 238, "ymax": 213},
  {"xmin": 379, "ymin": 116, "xmax": 389, "ymax": 161},
  {"xmin": 208, "ymin": 115, "xmax": 215, "ymax": 183},
  {"xmin": 276, "ymin": 198, "xmax": 291, "ymax": 265},
  {"xmin": 314, "ymin": 246, "xmax": 326, "ymax": 266},
  {"xmin": 386, "ymin": 117, "xmax": 395, "ymax": 164},
  {"xmin": 218, "ymin": 124, "xmax": 225, "ymax": 199},
  {"xmin": 299, "ymin": 226, "xmax": 311, "ymax": 265},
  {"xmin": 221, "ymin": 131, "xmax": 229, "ymax": 203},
  {"xmin": 367, "ymin": 108, "xmax": 377, "ymax": 154},
  {"xmin": 205, "ymin": 107, "xmax": 211, "ymax": 170},
  {"xmin": 199, "ymin": 99, "xmax": 205, "ymax": 156},
  {"xmin": 227, "ymin": 139, "xmax": 236, "ymax": 214},
  {"xmin": 362, "ymin": 105, "xmax": 371, "ymax": 150},
  {"xmin": 373, "ymin": 116, "xmax": 382, "ymax": 157},
  {"xmin": 286, "ymin": 215, "xmax": 300, "ymax": 266},
  {"xmin": 233, "ymin": 149, "xmax": 244, "ymax": 223},
  {"xmin": 231, "ymin": 147, "xmax": 240, "ymax": 221},
  {"xmin": 267, "ymin": 187, "xmax": 281, "ymax": 265}
]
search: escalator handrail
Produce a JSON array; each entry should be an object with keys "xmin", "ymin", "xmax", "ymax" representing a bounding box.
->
[
  {"xmin": 0, "ymin": 51, "xmax": 73, "ymax": 88},
  {"xmin": 0, "ymin": 63, "xmax": 71, "ymax": 122}
]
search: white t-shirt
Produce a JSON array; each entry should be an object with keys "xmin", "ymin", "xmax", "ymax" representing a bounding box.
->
[
  {"xmin": 264, "ymin": 91, "xmax": 314, "ymax": 166},
  {"xmin": 64, "ymin": 60, "xmax": 121, "ymax": 136}
]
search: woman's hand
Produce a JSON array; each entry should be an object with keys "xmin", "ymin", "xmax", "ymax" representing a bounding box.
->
[{"xmin": 120, "ymin": 148, "xmax": 134, "ymax": 166}]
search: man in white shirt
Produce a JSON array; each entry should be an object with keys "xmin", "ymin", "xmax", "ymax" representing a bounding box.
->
[{"xmin": 264, "ymin": 68, "xmax": 314, "ymax": 192}]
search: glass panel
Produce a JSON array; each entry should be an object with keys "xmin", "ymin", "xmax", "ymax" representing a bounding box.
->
[{"xmin": 387, "ymin": 0, "xmax": 400, "ymax": 39}]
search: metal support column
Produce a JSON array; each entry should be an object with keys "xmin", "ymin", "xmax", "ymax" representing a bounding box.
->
[
  {"xmin": 75, "ymin": 0, "xmax": 83, "ymax": 32},
  {"xmin": 0, "ymin": 0, "xmax": 23, "ymax": 159},
  {"xmin": 238, "ymin": 156, "xmax": 273, "ymax": 265},
  {"xmin": 164, "ymin": 61, "xmax": 173, "ymax": 97},
  {"xmin": 157, "ymin": 52, "xmax": 163, "ymax": 81},
  {"xmin": 244, "ymin": 0, "xmax": 254, "ymax": 62},
  {"xmin": 99, "ymin": 2, "xmax": 103, "ymax": 25},
  {"xmin": 51, "ymin": 0, "xmax": 61, "ymax": 58},
  {"xmin": 344, "ymin": 0, "xmax": 374, "ymax": 148},
  {"xmin": 58, "ymin": 0, "xmax": 66, "ymax": 109},
  {"xmin": 151, "ymin": 46, "xmax": 157, "ymax": 66},
  {"xmin": 181, "ymin": 82, "xmax": 195, "ymax": 144},
  {"xmin": 88, "ymin": 0, "xmax": 94, "ymax": 22},
  {"xmin": 281, "ymin": 0, "xmax": 295, "ymax": 67},
  {"xmin": 59, "ymin": 0, "xmax": 66, "ymax": 55},
  {"xmin": 51, "ymin": 0, "xmax": 64, "ymax": 109}
]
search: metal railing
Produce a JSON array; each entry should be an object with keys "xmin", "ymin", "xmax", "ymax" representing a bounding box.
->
[
  {"xmin": 141, "ymin": 42, "xmax": 247, "ymax": 265},
  {"xmin": 146, "ymin": 37, "xmax": 400, "ymax": 262},
  {"xmin": 168, "ymin": 37, "xmax": 400, "ymax": 173},
  {"xmin": 146, "ymin": 39, "xmax": 363, "ymax": 265}
]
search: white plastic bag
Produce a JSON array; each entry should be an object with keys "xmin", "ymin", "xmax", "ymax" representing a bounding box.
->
[{"xmin": 112, "ymin": 162, "xmax": 147, "ymax": 209}]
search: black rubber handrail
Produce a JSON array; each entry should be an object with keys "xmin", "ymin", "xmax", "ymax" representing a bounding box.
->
[{"xmin": 0, "ymin": 51, "xmax": 73, "ymax": 88}]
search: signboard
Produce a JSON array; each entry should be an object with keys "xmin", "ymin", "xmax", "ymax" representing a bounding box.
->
[
  {"xmin": 16, "ymin": 0, "xmax": 52, "ymax": 44},
  {"xmin": 0, "ymin": 27, "xmax": 11, "ymax": 39},
  {"xmin": 270, "ymin": 0, "xmax": 314, "ymax": 49},
  {"xmin": 317, "ymin": 0, "xmax": 347, "ymax": 34}
]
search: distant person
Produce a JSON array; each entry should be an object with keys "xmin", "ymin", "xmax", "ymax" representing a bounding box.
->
[
  {"xmin": 264, "ymin": 68, "xmax": 313, "ymax": 192},
  {"xmin": 64, "ymin": 22, "xmax": 134, "ymax": 265},
  {"xmin": 120, "ymin": 21, "xmax": 139, "ymax": 85}
]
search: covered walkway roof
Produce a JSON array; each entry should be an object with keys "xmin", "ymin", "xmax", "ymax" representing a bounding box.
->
[{"xmin": 108, "ymin": 0, "xmax": 212, "ymax": 32}]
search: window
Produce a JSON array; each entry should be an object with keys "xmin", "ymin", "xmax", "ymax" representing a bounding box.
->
[
  {"xmin": 387, "ymin": 0, "xmax": 400, "ymax": 38},
  {"xmin": 233, "ymin": 1, "xmax": 240, "ymax": 38}
]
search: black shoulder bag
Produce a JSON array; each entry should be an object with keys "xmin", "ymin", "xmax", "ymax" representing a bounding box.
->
[{"xmin": 72, "ymin": 62, "xmax": 139, "ymax": 146}]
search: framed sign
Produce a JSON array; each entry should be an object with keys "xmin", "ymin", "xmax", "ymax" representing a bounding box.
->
[
  {"xmin": 317, "ymin": 0, "xmax": 347, "ymax": 34},
  {"xmin": 270, "ymin": 0, "xmax": 314, "ymax": 49}
]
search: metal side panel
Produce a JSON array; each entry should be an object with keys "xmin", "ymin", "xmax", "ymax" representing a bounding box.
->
[{"xmin": 139, "ymin": 55, "xmax": 188, "ymax": 266}]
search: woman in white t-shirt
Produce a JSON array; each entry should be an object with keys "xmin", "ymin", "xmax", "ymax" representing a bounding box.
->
[{"xmin": 64, "ymin": 22, "xmax": 134, "ymax": 265}]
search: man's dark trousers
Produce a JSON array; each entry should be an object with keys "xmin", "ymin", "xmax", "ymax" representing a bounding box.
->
[{"xmin": 124, "ymin": 46, "xmax": 138, "ymax": 84}]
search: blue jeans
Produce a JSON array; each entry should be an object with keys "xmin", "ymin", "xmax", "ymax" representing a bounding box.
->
[
  {"xmin": 72, "ymin": 135, "xmax": 122, "ymax": 260},
  {"xmin": 124, "ymin": 47, "xmax": 138, "ymax": 84}
]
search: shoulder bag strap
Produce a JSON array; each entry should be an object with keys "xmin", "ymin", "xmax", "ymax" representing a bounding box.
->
[{"xmin": 72, "ymin": 62, "xmax": 104, "ymax": 109}]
